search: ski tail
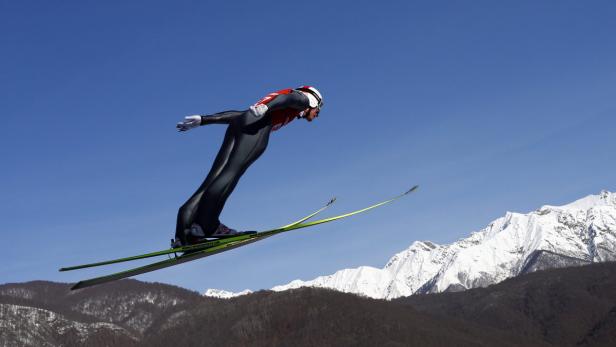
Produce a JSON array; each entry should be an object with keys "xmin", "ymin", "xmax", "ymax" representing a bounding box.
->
[{"xmin": 70, "ymin": 237, "xmax": 268, "ymax": 290}]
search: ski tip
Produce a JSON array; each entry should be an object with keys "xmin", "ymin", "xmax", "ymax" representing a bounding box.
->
[
  {"xmin": 70, "ymin": 282, "xmax": 83, "ymax": 291},
  {"xmin": 405, "ymin": 185, "xmax": 419, "ymax": 194}
]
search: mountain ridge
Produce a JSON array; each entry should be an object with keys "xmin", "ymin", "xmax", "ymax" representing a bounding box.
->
[
  {"xmin": 4, "ymin": 262, "xmax": 616, "ymax": 346},
  {"xmin": 231, "ymin": 190, "xmax": 616, "ymax": 299}
]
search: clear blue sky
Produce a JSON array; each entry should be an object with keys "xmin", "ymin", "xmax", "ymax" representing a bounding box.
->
[{"xmin": 1, "ymin": 1, "xmax": 615, "ymax": 293}]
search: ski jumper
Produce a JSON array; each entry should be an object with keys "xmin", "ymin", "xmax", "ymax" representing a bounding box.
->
[{"xmin": 175, "ymin": 89, "xmax": 311, "ymax": 240}]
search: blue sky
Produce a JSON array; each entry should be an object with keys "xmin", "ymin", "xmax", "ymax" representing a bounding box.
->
[{"xmin": 1, "ymin": 1, "xmax": 615, "ymax": 293}]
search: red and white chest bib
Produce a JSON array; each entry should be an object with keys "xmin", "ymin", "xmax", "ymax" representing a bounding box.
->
[{"xmin": 254, "ymin": 89, "xmax": 303, "ymax": 131}]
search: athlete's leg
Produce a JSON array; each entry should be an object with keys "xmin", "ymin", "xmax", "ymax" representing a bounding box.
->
[
  {"xmin": 174, "ymin": 111, "xmax": 244, "ymax": 241},
  {"xmin": 193, "ymin": 114, "xmax": 272, "ymax": 234}
]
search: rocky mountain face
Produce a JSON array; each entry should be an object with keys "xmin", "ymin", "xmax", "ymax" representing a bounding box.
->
[
  {"xmin": 398, "ymin": 261, "xmax": 616, "ymax": 347},
  {"xmin": 0, "ymin": 280, "xmax": 203, "ymax": 346},
  {"xmin": 266, "ymin": 191, "xmax": 616, "ymax": 299},
  {"xmin": 3, "ymin": 262, "xmax": 616, "ymax": 346}
]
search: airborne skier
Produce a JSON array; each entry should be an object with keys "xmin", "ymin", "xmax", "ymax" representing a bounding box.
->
[
  {"xmin": 59, "ymin": 85, "xmax": 419, "ymax": 290},
  {"xmin": 61, "ymin": 86, "xmax": 420, "ymax": 290},
  {"xmin": 173, "ymin": 86, "xmax": 324, "ymax": 247}
]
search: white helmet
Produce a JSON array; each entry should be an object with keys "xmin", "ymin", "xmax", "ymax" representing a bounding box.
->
[{"xmin": 296, "ymin": 86, "xmax": 323, "ymax": 109}]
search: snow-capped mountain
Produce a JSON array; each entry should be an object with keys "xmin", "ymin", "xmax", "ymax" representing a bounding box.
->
[{"xmin": 211, "ymin": 191, "xmax": 616, "ymax": 299}]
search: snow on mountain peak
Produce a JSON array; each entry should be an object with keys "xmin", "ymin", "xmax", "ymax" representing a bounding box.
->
[
  {"xmin": 543, "ymin": 190, "xmax": 616, "ymax": 211},
  {"xmin": 207, "ymin": 191, "xmax": 616, "ymax": 300},
  {"xmin": 203, "ymin": 288, "xmax": 252, "ymax": 299}
]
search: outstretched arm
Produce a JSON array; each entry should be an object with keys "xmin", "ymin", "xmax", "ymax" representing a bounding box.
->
[
  {"xmin": 176, "ymin": 110, "xmax": 245, "ymax": 131},
  {"xmin": 200, "ymin": 110, "xmax": 245, "ymax": 125}
]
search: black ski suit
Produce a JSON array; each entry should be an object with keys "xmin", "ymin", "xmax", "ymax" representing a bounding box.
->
[{"xmin": 175, "ymin": 90, "xmax": 311, "ymax": 242}]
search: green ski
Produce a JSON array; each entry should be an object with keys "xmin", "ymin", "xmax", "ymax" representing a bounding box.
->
[
  {"xmin": 60, "ymin": 197, "xmax": 337, "ymax": 272},
  {"xmin": 69, "ymin": 186, "xmax": 418, "ymax": 290}
]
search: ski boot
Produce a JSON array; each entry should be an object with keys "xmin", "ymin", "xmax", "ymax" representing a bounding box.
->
[
  {"xmin": 210, "ymin": 223, "xmax": 257, "ymax": 238},
  {"xmin": 170, "ymin": 224, "xmax": 208, "ymax": 249}
]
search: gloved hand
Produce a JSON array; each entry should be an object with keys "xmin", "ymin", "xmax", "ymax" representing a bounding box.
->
[
  {"xmin": 250, "ymin": 104, "xmax": 268, "ymax": 117},
  {"xmin": 176, "ymin": 115, "xmax": 202, "ymax": 132}
]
